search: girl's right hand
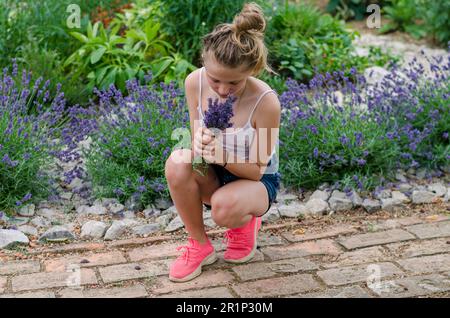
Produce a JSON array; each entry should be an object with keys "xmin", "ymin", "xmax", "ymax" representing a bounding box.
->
[{"xmin": 193, "ymin": 127, "xmax": 215, "ymax": 157}]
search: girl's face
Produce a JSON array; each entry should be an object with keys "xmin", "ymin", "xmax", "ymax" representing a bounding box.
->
[{"xmin": 203, "ymin": 53, "xmax": 253, "ymax": 99}]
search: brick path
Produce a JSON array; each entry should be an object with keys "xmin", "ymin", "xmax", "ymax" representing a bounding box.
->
[{"xmin": 0, "ymin": 209, "xmax": 449, "ymax": 298}]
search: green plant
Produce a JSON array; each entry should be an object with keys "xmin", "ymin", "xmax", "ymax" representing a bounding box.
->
[
  {"xmin": 266, "ymin": 2, "xmax": 394, "ymax": 82},
  {"xmin": 85, "ymin": 81, "xmax": 190, "ymax": 207},
  {"xmin": 17, "ymin": 40, "xmax": 89, "ymax": 106},
  {"xmin": 416, "ymin": 0, "xmax": 450, "ymax": 46},
  {"xmin": 326, "ymin": 0, "xmax": 374, "ymax": 21},
  {"xmin": 157, "ymin": 0, "xmax": 256, "ymax": 65},
  {"xmin": 65, "ymin": 20, "xmax": 195, "ymax": 92},
  {"xmin": 379, "ymin": 0, "xmax": 426, "ymax": 39}
]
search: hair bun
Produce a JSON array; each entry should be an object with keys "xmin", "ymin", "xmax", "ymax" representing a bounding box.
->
[{"xmin": 233, "ymin": 2, "xmax": 266, "ymax": 35}]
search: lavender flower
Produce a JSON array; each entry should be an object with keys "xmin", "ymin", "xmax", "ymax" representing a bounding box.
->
[
  {"xmin": 203, "ymin": 96, "xmax": 236, "ymax": 129},
  {"xmin": 193, "ymin": 95, "xmax": 236, "ymax": 176}
]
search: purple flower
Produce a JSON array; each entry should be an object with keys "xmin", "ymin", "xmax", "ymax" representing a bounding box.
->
[
  {"xmin": 313, "ymin": 147, "xmax": 319, "ymax": 158},
  {"xmin": 203, "ymin": 96, "xmax": 236, "ymax": 130}
]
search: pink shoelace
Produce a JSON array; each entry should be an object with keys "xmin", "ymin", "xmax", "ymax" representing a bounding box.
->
[
  {"xmin": 223, "ymin": 230, "xmax": 252, "ymax": 250},
  {"xmin": 176, "ymin": 245, "xmax": 195, "ymax": 265}
]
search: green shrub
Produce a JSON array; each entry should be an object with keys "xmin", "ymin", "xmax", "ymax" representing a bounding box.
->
[
  {"xmin": 65, "ymin": 20, "xmax": 196, "ymax": 93},
  {"xmin": 379, "ymin": 0, "xmax": 425, "ymax": 39},
  {"xmin": 85, "ymin": 80, "xmax": 190, "ymax": 207},
  {"xmin": 157, "ymin": 0, "xmax": 251, "ymax": 65},
  {"xmin": 417, "ymin": 0, "xmax": 450, "ymax": 46},
  {"xmin": 326, "ymin": 0, "xmax": 376, "ymax": 21},
  {"xmin": 266, "ymin": 2, "xmax": 393, "ymax": 83}
]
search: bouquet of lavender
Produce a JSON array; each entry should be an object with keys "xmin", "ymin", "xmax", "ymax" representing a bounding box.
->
[{"xmin": 193, "ymin": 95, "xmax": 236, "ymax": 176}]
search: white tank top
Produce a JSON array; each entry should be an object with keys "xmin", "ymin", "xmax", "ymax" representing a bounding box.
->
[{"xmin": 197, "ymin": 67, "xmax": 278, "ymax": 163}]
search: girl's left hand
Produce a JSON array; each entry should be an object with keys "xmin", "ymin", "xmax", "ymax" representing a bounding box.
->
[{"xmin": 194, "ymin": 127, "xmax": 226, "ymax": 165}]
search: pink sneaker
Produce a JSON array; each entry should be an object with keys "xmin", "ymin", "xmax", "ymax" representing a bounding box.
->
[
  {"xmin": 169, "ymin": 237, "xmax": 217, "ymax": 282},
  {"xmin": 223, "ymin": 216, "xmax": 262, "ymax": 263}
]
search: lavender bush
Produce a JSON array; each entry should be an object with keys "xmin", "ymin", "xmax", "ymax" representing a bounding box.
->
[
  {"xmin": 279, "ymin": 51, "xmax": 449, "ymax": 194},
  {"xmin": 0, "ymin": 61, "xmax": 81, "ymax": 215},
  {"xmin": 84, "ymin": 77, "xmax": 189, "ymax": 208},
  {"xmin": 193, "ymin": 95, "xmax": 236, "ymax": 176}
]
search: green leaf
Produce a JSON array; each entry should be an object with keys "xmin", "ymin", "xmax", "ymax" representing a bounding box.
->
[
  {"xmin": 96, "ymin": 66, "xmax": 111, "ymax": 84},
  {"xmin": 379, "ymin": 23, "xmax": 398, "ymax": 34},
  {"xmin": 144, "ymin": 21, "xmax": 160, "ymax": 42},
  {"xmin": 90, "ymin": 47, "xmax": 107, "ymax": 64},
  {"xmin": 101, "ymin": 68, "xmax": 117, "ymax": 89},
  {"xmin": 92, "ymin": 22, "xmax": 100, "ymax": 38},
  {"xmin": 70, "ymin": 32, "xmax": 88, "ymax": 43},
  {"xmin": 87, "ymin": 22, "xmax": 93, "ymax": 39},
  {"xmin": 151, "ymin": 58, "xmax": 173, "ymax": 79}
]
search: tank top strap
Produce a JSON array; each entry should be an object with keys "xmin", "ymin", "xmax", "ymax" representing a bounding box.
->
[
  {"xmin": 247, "ymin": 89, "xmax": 277, "ymax": 125},
  {"xmin": 198, "ymin": 67, "xmax": 204, "ymax": 110}
]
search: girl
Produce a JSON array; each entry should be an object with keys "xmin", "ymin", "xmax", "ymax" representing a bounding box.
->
[{"xmin": 164, "ymin": 2, "xmax": 281, "ymax": 282}]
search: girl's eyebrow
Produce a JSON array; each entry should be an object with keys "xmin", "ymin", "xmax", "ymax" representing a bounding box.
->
[{"xmin": 206, "ymin": 72, "xmax": 240, "ymax": 84}]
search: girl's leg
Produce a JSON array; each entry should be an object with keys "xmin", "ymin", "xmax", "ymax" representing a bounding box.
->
[
  {"xmin": 209, "ymin": 179, "xmax": 269, "ymax": 229},
  {"xmin": 165, "ymin": 149, "xmax": 221, "ymax": 243}
]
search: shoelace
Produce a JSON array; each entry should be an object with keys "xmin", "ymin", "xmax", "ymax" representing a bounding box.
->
[
  {"xmin": 223, "ymin": 230, "xmax": 253, "ymax": 250},
  {"xmin": 176, "ymin": 245, "xmax": 194, "ymax": 265}
]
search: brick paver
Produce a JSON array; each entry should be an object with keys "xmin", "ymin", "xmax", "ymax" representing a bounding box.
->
[
  {"xmin": 0, "ymin": 260, "xmax": 41, "ymax": 275},
  {"xmin": 337, "ymin": 229, "xmax": 415, "ymax": 250},
  {"xmin": 0, "ymin": 277, "xmax": 6, "ymax": 293},
  {"xmin": 1, "ymin": 213, "xmax": 449, "ymax": 298},
  {"xmin": 232, "ymin": 274, "xmax": 321, "ymax": 297},
  {"xmin": 372, "ymin": 274, "xmax": 450, "ymax": 298},
  {"xmin": 317, "ymin": 262, "xmax": 404, "ymax": 286},
  {"xmin": 397, "ymin": 254, "xmax": 450, "ymax": 274},
  {"xmin": 405, "ymin": 221, "xmax": 450, "ymax": 239},
  {"xmin": 260, "ymin": 239, "xmax": 342, "ymax": 261}
]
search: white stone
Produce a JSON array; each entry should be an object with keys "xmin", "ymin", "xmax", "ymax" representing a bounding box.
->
[
  {"xmin": 396, "ymin": 183, "xmax": 412, "ymax": 193},
  {"xmin": 18, "ymin": 204, "xmax": 35, "ymax": 217},
  {"xmin": 261, "ymin": 206, "xmax": 280, "ymax": 223},
  {"xmin": 412, "ymin": 190, "xmax": 437, "ymax": 204},
  {"xmin": 39, "ymin": 226, "xmax": 75, "ymax": 242},
  {"xmin": 0, "ymin": 229, "xmax": 29, "ymax": 249},
  {"xmin": 305, "ymin": 198, "xmax": 329, "ymax": 215},
  {"xmin": 374, "ymin": 189, "xmax": 392, "ymax": 200},
  {"xmin": 156, "ymin": 214, "xmax": 173, "ymax": 228},
  {"xmin": 427, "ymin": 183, "xmax": 447, "ymax": 197},
  {"xmin": 165, "ymin": 216, "xmax": 185, "ymax": 232},
  {"xmin": 17, "ymin": 225, "xmax": 38, "ymax": 237},
  {"xmin": 349, "ymin": 191, "xmax": 363, "ymax": 207},
  {"xmin": 132, "ymin": 224, "xmax": 160, "ymax": 236},
  {"xmin": 104, "ymin": 221, "xmax": 128, "ymax": 241},
  {"xmin": 143, "ymin": 208, "xmax": 160, "ymax": 219},
  {"xmin": 154, "ymin": 198, "xmax": 173, "ymax": 210},
  {"xmin": 310, "ymin": 190, "xmax": 330, "ymax": 201},
  {"xmin": 109, "ymin": 203, "xmax": 125, "ymax": 214},
  {"xmin": 391, "ymin": 191, "xmax": 410, "ymax": 203},
  {"xmin": 381, "ymin": 198, "xmax": 406, "ymax": 212},
  {"xmin": 328, "ymin": 191, "xmax": 353, "ymax": 211},
  {"xmin": 278, "ymin": 203, "xmax": 308, "ymax": 218},
  {"xmin": 77, "ymin": 205, "xmax": 107, "ymax": 215},
  {"xmin": 31, "ymin": 216, "xmax": 51, "ymax": 228},
  {"xmin": 362, "ymin": 198, "xmax": 381, "ymax": 213},
  {"xmin": 81, "ymin": 221, "xmax": 108, "ymax": 239}
]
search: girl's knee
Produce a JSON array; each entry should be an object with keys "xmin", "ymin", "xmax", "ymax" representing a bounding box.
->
[
  {"xmin": 210, "ymin": 192, "xmax": 238, "ymax": 226},
  {"xmin": 165, "ymin": 149, "xmax": 193, "ymax": 186}
]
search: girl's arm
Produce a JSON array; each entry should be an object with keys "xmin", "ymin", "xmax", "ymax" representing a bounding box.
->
[{"xmin": 224, "ymin": 93, "xmax": 281, "ymax": 181}]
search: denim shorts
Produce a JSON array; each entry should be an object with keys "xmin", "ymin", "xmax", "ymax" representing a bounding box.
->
[{"xmin": 203, "ymin": 159, "xmax": 281, "ymax": 214}]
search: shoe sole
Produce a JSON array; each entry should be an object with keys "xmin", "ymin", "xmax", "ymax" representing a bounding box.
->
[
  {"xmin": 169, "ymin": 251, "xmax": 217, "ymax": 283},
  {"xmin": 224, "ymin": 218, "xmax": 261, "ymax": 264}
]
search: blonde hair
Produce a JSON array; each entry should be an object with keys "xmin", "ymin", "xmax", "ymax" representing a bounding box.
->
[{"xmin": 201, "ymin": 2, "xmax": 276, "ymax": 77}]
